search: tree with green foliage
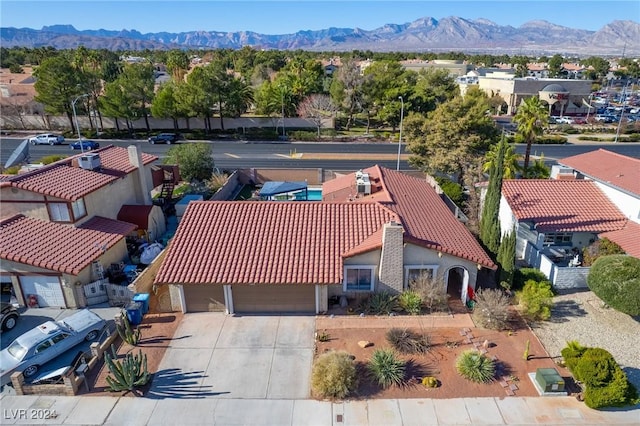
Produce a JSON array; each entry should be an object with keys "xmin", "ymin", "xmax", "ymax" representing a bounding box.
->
[
  {"xmin": 587, "ymin": 255, "xmax": 640, "ymax": 316},
  {"xmin": 117, "ymin": 63, "xmax": 156, "ymax": 131},
  {"xmin": 362, "ymin": 60, "xmax": 414, "ymax": 130},
  {"xmin": 483, "ymin": 140, "xmax": 521, "ymax": 179},
  {"xmin": 410, "ymin": 68, "xmax": 459, "ymax": 114},
  {"xmin": 497, "ymin": 227, "xmax": 516, "ymax": 289},
  {"xmin": 513, "ymin": 56, "xmax": 530, "ymax": 78},
  {"xmin": 480, "ymin": 136, "xmax": 507, "ymax": 255},
  {"xmin": 164, "ymin": 143, "xmax": 214, "ymax": 182},
  {"xmin": 513, "ymin": 96, "xmax": 548, "ymax": 175},
  {"xmin": 166, "ymin": 50, "xmax": 190, "ymax": 82},
  {"xmin": 582, "ymin": 56, "xmax": 611, "ymax": 83},
  {"xmin": 405, "ymin": 87, "xmax": 499, "ymax": 184},
  {"xmin": 151, "ymin": 82, "xmax": 181, "ymax": 130},
  {"xmin": 329, "ymin": 58, "xmax": 364, "ymax": 130},
  {"xmin": 547, "ymin": 54, "xmax": 564, "ymax": 78},
  {"xmin": 518, "ymin": 279, "xmax": 554, "ymax": 321}
]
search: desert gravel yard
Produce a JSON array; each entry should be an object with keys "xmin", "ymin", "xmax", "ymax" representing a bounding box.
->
[{"xmin": 530, "ymin": 290, "xmax": 640, "ymax": 391}]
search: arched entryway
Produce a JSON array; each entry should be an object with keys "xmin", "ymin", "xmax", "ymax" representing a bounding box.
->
[{"xmin": 446, "ymin": 266, "xmax": 470, "ymax": 304}]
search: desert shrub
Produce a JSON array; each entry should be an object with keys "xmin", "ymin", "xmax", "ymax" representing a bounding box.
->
[
  {"xmin": 398, "ymin": 291, "xmax": 422, "ymax": 315},
  {"xmin": 289, "ymin": 130, "xmax": 317, "ymax": 141},
  {"xmin": 587, "ymin": 255, "xmax": 640, "ymax": 316},
  {"xmin": 456, "ymin": 350, "xmax": 495, "ymax": 383},
  {"xmin": 582, "ymin": 238, "xmax": 625, "ymax": 267},
  {"xmin": 422, "ymin": 376, "xmax": 439, "ymax": 388},
  {"xmin": 517, "ymin": 279, "xmax": 554, "ymax": 321},
  {"xmin": 561, "ymin": 340, "xmax": 587, "ymax": 371},
  {"xmin": 311, "ymin": 351, "xmax": 357, "ymax": 399},
  {"xmin": 386, "ymin": 328, "xmax": 430, "ymax": 354},
  {"xmin": 512, "ymin": 268, "xmax": 548, "ymax": 291},
  {"xmin": 574, "ymin": 348, "xmax": 618, "ymax": 387},
  {"xmin": 40, "ymin": 154, "xmax": 68, "ymax": 165},
  {"xmin": 471, "ymin": 289, "xmax": 511, "ymax": 330},
  {"xmin": 584, "ymin": 368, "xmax": 636, "ymax": 409},
  {"xmin": 206, "ymin": 173, "xmax": 229, "ymax": 194},
  {"xmin": 409, "ymin": 274, "xmax": 448, "ymax": 312},
  {"xmin": 361, "ymin": 292, "xmax": 398, "ymax": 315},
  {"xmin": 535, "ymin": 135, "xmax": 568, "ymax": 144},
  {"xmin": 368, "ymin": 349, "xmax": 406, "ymax": 388},
  {"xmin": 435, "ymin": 177, "xmax": 465, "ymax": 206}
]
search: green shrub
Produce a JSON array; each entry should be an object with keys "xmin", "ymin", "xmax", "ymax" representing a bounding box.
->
[
  {"xmin": 517, "ymin": 279, "xmax": 554, "ymax": 321},
  {"xmin": 104, "ymin": 345, "xmax": 150, "ymax": 393},
  {"xmin": 587, "ymin": 255, "xmax": 640, "ymax": 316},
  {"xmin": 574, "ymin": 348, "xmax": 617, "ymax": 387},
  {"xmin": 398, "ymin": 291, "xmax": 422, "ymax": 315},
  {"xmin": 513, "ymin": 268, "xmax": 549, "ymax": 291},
  {"xmin": 368, "ymin": 349, "xmax": 406, "ymax": 388},
  {"xmin": 311, "ymin": 351, "xmax": 357, "ymax": 399},
  {"xmin": 561, "ymin": 340, "xmax": 587, "ymax": 372},
  {"xmin": 435, "ymin": 177, "xmax": 465, "ymax": 206},
  {"xmin": 361, "ymin": 292, "xmax": 399, "ymax": 315},
  {"xmin": 456, "ymin": 350, "xmax": 495, "ymax": 383},
  {"xmin": 289, "ymin": 130, "xmax": 317, "ymax": 141},
  {"xmin": 471, "ymin": 289, "xmax": 511, "ymax": 330},
  {"xmin": 422, "ymin": 376, "xmax": 439, "ymax": 388},
  {"xmin": 40, "ymin": 154, "xmax": 68, "ymax": 165},
  {"xmin": 584, "ymin": 369, "xmax": 634, "ymax": 409},
  {"xmin": 582, "ymin": 238, "xmax": 625, "ymax": 267},
  {"xmin": 535, "ymin": 135, "xmax": 567, "ymax": 144},
  {"xmin": 386, "ymin": 328, "xmax": 430, "ymax": 354}
]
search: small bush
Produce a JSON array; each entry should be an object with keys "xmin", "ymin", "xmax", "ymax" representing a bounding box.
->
[
  {"xmin": 40, "ymin": 154, "xmax": 68, "ymax": 165},
  {"xmin": 368, "ymin": 349, "xmax": 406, "ymax": 388},
  {"xmin": 561, "ymin": 340, "xmax": 587, "ymax": 371},
  {"xmin": 513, "ymin": 268, "xmax": 548, "ymax": 291},
  {"xmin": 456, "ymin": 350, "xmax": 495, "ymax": 383},
  {"xmin": 584, "ymin": 369, "xmax": 635, "ymax": 409},
  {"xmin": 398, "ymin": 291, "xmax": 422, "ymax": 315},
  {"xmin": 289, "ymin": 130, "xmax": 317, "ymax": 141},
  {"xmin": 471, "ymin": 289, "xmax": 511, "ymax": 330},
  {"xmin": 535, "ymin": 135, "xmax": 568, "ymax": 144},
  {"xmin": 361, "ymin": 292, "xmax": 398, "ymax": 315},
  {"xmin": 574, "ymin": 348, "xmax": 617, "ymax": 387},
  {"xmin": 517, "ymin": 279, "xmax": 554, "ymax": 321},
  {"xmin": 386, "ymin": 328, "xmax": 430, "ymax": 354},
  {"xmin": 409, "ymin": 275, "xmax": 448, "ymax": 312},
  {"xmin": 582, "ymin": 238, "xmax": 625, "ymax": 267},
  {"xmin": 587, "ymin": 255, "xmax": 640, "ymax": 316},
  {"xmin": 316, "ymin": 330, "xmax": 330, "ymax": 342},
  {"xmin": 311, "ymin": 351, "xmax": 357, "ymax": 399},
  {"xmin": 422, "ymin": 376, "xmax": 439, "ymax": 388}
]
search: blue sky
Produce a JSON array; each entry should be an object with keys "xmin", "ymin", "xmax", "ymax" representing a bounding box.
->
[{"xmin": 1, "ymin": 1, "xmax": 638, "ymax": 34}]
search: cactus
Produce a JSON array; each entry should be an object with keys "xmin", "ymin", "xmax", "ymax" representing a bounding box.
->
[
  {"xmin": 523, "ymin": 339, "xmax": 531, "ymax": 361},
  {"xmin": 104, "ymin": 345, "xmax": 150, "ymax": 393},
  {"xmin": 117, "ymin": 312, "xmax": 141, "ymax": 346}
]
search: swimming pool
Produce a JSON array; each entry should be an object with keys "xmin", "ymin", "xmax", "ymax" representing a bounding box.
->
[{"xmin": 294, "ymin": 188, "xmax": 322, "ymax": 201}]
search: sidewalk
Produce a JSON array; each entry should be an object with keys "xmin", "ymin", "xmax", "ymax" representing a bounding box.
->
[{"xmin": 1, "ymin": 394, "xmax": 638, "ymax": 425}]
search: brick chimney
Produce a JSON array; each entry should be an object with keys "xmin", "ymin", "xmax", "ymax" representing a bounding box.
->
[
  {"xmin": 378, "ymin": 221, "xmax": 404, "ymax": 294},
  {"xmin": 127, "ymin": 145, "xmax": 152, "ymax": 205}
]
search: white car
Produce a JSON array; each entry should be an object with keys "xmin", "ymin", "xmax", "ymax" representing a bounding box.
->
[
  {"xmin": 0, "ymin": 309, "xmax": 105, "ymax": 386},
  {"xmin": 29, "ymin": 134, "xmax": 65, "ymax": 145}
]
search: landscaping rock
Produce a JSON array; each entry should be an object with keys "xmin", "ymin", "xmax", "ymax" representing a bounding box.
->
[{"xmin": 358, "ymin": 340, "xmax": 373, "ymax": 348}]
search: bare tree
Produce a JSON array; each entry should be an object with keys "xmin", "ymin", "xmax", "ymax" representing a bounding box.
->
[
  {"xmin": 409, "ymin": 273, "xmax": 448, "ymax": 312},
  {"xmin": 471, "ymin": 289, "xmax": 511, "ymax": 330},
  {"xmin": 297, "ymin": 94, "xmax": 336, "ymax": 138}
]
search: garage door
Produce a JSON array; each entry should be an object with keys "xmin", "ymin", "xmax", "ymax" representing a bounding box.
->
[
  {"xmin": 20, "ymin": 275, "xmax": 65, "ymax": 308},
  {"xmin": 183, "ymin": 285, "xmax": 226, "ymax": 312},
  {"xmin": 232, "ymin": 285, "xmax": 315, "ymax": 313}
]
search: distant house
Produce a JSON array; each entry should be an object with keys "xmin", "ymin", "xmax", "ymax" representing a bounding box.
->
[
  {"xmin": 155, "ymin": 166, "xmax": 495, "ymax": 314},
  {"xmin": 0, "ymin": 145, "xmax": 167, "ymax": 308}
]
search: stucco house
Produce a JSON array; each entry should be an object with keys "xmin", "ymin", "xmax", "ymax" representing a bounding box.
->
[
  {"xmin": 0, "ymin": 145, "xmax": 165, "ymax": 308},
  {"xmin": 155, "ymin": 166, "xmax": 495, "ymax": 314}
]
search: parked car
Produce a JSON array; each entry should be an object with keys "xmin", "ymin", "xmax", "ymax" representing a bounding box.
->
[
  {"xmin": 29, "ymin": 134, "xmax": 65, "ymax": 145},
  {"xmin": 0, "ymin": 309, "xmax": 105, "ymax": 386},
  {"xmin": 148, "ymin": 133, "xmax": 179, "ymax": 144},
  {"xmin": 594, "ymin": 115, "xmax": 617, "ymax": 123},
  {"xmin": 69, "ymin": 140, "xmax": 100, "ymax": 150},
  {"xmin": 555, "ymin": 117, "xmax": 575, "ymax": 124},
  {"xmin": 0, "ymin": 303, "xmax": 19, "ymax": 332}
]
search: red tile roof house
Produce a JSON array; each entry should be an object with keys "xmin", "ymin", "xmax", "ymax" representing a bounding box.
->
[
  {"xmin": 499, "ymin": 179, "xmax": 630, "ymax": 290},
  {"xmin": 154, "ymin": 165, "xmax": 495, "ymax": 314},
  {"xmin": 0, "ymin": 145, "xmax": 166, "ymax": 308}
]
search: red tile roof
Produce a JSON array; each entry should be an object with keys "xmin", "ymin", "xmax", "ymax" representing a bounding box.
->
[
  {"xmin": 502, "ymin": 180, "xmax": 627, "ymax": 232},
  {"xmin": 324, "ymin": 166, "xmax": 495, "ymax": 269},
  {"xmin": 155, "ymin": 201, "xmax": 398, "ymax": 285},
  {"xmin": 0, "ymin": 145, "xmax": 158, "ymax": 200},
  {"xmin": 0, "ymin": 215, "xmax": 135, "ymax": 275},
  {"xmin": 599, "ymin": 221, "xmax": 640, "ymax": 260},
  {"xmin": 559, "ymin": 149, "xmax": 640, "ymax": 197}
]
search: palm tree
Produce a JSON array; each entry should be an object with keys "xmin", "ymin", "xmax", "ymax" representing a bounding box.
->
[
  {"xmin": 513, "ymin": 97, "xmax": 548, "ymax": 176},
  {"xmin": 483, "ymin": 140, "xmax": 521, "ymax": 179}
]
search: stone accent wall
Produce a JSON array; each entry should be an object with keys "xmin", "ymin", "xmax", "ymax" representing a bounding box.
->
[
  {"xmin": 552, "ymin": 267, "xmax": 590, "ymax": 290},
  {"xmin": 377, "ymin": 222, "xmax": 404, "ymax": 294}
]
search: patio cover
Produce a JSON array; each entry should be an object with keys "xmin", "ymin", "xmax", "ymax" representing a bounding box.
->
[{"xmin": 259, "ymin": 181, "xmax": 307, "ymax": 197}]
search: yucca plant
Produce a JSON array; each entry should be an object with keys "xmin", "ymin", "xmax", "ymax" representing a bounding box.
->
[
  {"xmin": 368, "ymin": 349, "xmax": 406, "ymax": 388},
  {"xmin": 104, "ymin": 345, "xmax": 150, "ymax": 393},
  {"xmin": 386, "ymin": 328, "xmax": 430, "ymax": 354},
  {"xmin": 456, "ymin": 350, "xmax": 495, "ymax": 383},
  {"xmin": 117, "ymin": 312, "xmax": 141, "ymax": 346}
]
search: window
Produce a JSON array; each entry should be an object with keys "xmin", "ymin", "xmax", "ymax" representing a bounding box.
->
[
  {"xmin": 344, "ymin": 266, "xmax": 375, "ymax": 291},
  {"xmin": 71, "ymin": 198, "xmax": 86, "ymax": 220},
  {"xmin": 543, "ymin": 232, "xmax": 572, "ymax": 246},
  {"xmin": 48, "ymin": 202, "xmax": 70, "ymax": 222},
  {"xmin": 36, "ymin": 340, "xmax": 52, "ymax": 353},
  {"xmin": 51, "ymin": 333, "xmax": 70, "ymax": 344},
  {"xmin": 405, "ymin": 265, "xmax": 439, "ymax": 289}
]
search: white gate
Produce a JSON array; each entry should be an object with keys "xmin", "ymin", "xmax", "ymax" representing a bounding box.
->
[
  {"xmin": 83, "ymin": 279, "xmax": 109, "ymax": 306},
  {"xmin": 106, "ymin": 283, "xmax": 135, "ymax": 306}
]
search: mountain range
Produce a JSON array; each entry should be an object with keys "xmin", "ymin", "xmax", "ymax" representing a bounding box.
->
[{"xmin": 1, "ymin": 17, "xmax": 639, "ymax": 55}]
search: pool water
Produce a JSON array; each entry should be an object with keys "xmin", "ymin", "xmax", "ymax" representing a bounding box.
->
[{"xmin": 294, "ymin": 189, "xmax": 322, "ymax": 201}]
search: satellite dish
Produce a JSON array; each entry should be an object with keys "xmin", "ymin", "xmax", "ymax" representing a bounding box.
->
[{"xmin": 4, "ymin": 139, "xmax": 30, "ymax": 169}]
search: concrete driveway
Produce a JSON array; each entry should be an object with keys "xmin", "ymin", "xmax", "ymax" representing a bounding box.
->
[{"xmin": 149, "ymin": 314, "xmax": 315, "ymax": 399}]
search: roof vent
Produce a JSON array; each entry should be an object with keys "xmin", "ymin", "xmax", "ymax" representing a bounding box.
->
[{"xmin": 78, "ymin": 153, "xmax": 101, "ymax": 171}]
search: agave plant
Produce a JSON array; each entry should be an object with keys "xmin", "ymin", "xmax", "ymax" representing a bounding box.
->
[
  {"xmin": 368, "ymin": 348, "xmax": 406, "ymax": 388},
  {"xmin": 104, "ymin": 345, "xmax": 150, "ymax": 393},
  {"xmin": 456, "ymin": 350, "xmax": 495, "ymax": 383}
]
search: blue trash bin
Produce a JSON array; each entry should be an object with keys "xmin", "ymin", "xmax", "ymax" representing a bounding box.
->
[
  {"xmin": 133, "ymin": 293, "xmax": 150, "ymax": 314},
  {"xmin": 126, "ymin": 302, "xmax": 143, "ymax": 326}
]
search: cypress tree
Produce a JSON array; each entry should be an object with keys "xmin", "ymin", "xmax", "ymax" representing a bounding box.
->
[
  {"xmin": 497, "ymin": 228, "xmax": 517, "ymax": 289},
  {"xmin": 480, "ymin": 136, "xmax": 507, "ymax": 255}
]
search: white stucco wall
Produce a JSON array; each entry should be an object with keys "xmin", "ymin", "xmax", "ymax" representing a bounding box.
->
[
  {"xmin": 593, "ymin": 181, "xmax": 640, "ymax": 224},
  {"xmin": 499, "ymin": 195, "xmax": 517, "ymax": 237}
]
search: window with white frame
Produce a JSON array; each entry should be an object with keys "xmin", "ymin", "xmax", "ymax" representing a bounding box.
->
[
  {"xmin": 543, "ymin": 232, "xmax": 572, "ymax": 246},
  {"xmin": 71, "ymin": 198, "xmax": 87, "ymax": 220},
  {"xmin": 405, "ymin": 265, "xmax": 439, "ymax": 289},
  {"xmin": 344, "ymin": 266, "xmax": 375, "ymax": 292},
  {"xmin": 48, "ymin": 202, "xmax": 71, "ymax": 222}
]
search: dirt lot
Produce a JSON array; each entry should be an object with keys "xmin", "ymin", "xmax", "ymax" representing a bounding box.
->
[{"xmin": 315, "ymin": 310, "xmax": 574, "ymax": 400}]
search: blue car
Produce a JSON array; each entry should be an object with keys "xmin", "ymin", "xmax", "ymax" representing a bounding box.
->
[{"xmin": 70, "ymin": 140, "xmax": 100, "ymax": 150}]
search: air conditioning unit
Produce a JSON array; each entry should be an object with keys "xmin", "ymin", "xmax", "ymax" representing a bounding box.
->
[
  {"xmin": 356, "ymin": 172, "xmax": 371, "ymax": 195},
  {"xmin": 78, "ymin": 154, "xmax": 101, "ymax": 171}
]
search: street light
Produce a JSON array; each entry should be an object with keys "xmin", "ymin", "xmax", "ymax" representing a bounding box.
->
[
  {"xmin": 397, "ymin": 96, "xmax": 404, "ymax": 171},
  {"xmin": 72, "ymin": 93, "xmax": 89, "ymax": 152}
]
